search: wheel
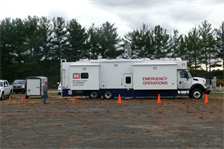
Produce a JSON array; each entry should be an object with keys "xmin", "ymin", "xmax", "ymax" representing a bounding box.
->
[
  {"xmin": 1, "ymin": 92, "xmax": 4, "ymax": 100},
  {"xmin": 26, "ymin": 94, "xmax": 29, "ymax": 99},
  {"xmin": 191, "ymin": 89, "xmax": 203, "ymax": 99},
  {"xmin": 103, "ymin": 90, "xmax": 114, "ymax": 99},
  {"xmin": 89, "ymin": 91, "xmax": 99, "ymax": 99}
]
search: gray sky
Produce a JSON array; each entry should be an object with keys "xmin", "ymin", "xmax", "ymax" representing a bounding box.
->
[{"xmin": 0, "ymin": 0, "xmax": 223, "ymax": 38}]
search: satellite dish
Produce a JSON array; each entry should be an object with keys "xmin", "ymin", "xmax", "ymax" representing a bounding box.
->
[{"xmin": 124, "ymin": 43, "xmax": 132, "ymax": 59}]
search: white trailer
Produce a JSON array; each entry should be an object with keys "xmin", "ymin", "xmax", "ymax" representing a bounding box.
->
[
  {"xmin": 25, "ymin": 76, "xmax": 48, "ymax": 99},
  {"xmin": 60, "ymin": 58, "xmax": 210, "ymax": 99}
]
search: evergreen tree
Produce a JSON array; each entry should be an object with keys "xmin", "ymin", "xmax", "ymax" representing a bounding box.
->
[
  {"xmin": 52, "ymin": 17, "xmax": 68, "ymax": 60},
  {"xmin": 24, "ymin": 16, "xmax": 42, "ymax": 76},
  {"xmin": 187, "ymin": 27, "xmax": 201, "ymax": 70},
  {"xmin": 123, "ymin": 24, "xmax": 153, "ymax": 59},
  {"xmin": 170, "ymin": 30, "xmax": 186, "ymax": 59},
  {"xmin": 184, "ymin": 34, "xmax": 194, "ymax": 70},
  {"xmin": 51, "ymin": 17, "xmax": 68, "ymax": 83},
  {"xmin": 7, "ymin": 18, "xmax": 26, "ymax": 78},
  {"xmin": 215, "ymin": 21, "xmax": 224, "ymax": 70},
  {"xmin": 98, "ymin": 22, "xmax": 122, "ymax": 59},
  {"xmin": 66, "ymin": 19, "xmax": 88, "ymax": 61},
  {"xmin": 38, "ymin": 16, "xmax": 54, "ymax": 79},
  {"xmin": 198, "ymin": 20, "xmax": 217, "ymax": 72},
  {"xmin": 151, "ymin": 25, "xmax": 170, "ymax": 59},
  {"xmin": 0, "ymin": 18, "xmax": 18, "ymax": 81},
  {"xmin": 87, "ymin": 23, "xmax": 101, "ymax": 59}
]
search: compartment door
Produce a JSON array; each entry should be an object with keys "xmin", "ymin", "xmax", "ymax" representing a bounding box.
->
[
  {"xmin": 123, "ymin": 73, "xmax": 133, "ymax": 97},
  {"xmin": 123, "ymin": 73, "xmax": 133, "ymax": 89}
]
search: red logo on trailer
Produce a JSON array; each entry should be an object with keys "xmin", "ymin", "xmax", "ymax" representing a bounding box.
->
[{"xmin": 73, "ymin": 73, "xmax": 80, "ymax": 79}]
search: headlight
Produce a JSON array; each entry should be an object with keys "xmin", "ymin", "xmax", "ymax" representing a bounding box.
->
[{"xmin": 22, "ymin": 85, "xmax": 25, "ymax": 88}]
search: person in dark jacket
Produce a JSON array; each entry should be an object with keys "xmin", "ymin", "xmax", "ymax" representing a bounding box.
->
[{"xmin": 43, "ymin": 81, "xmax": 49, "ymax": 104}]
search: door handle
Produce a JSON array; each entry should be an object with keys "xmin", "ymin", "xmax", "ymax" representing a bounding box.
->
[{"xmin": 179, "ymin": 81, "xmax": 181, "ymax": 84}]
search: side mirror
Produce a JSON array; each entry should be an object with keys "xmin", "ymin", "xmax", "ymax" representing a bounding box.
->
[{"xmin": 184, "ymin": 73, "xmax": 189, "ymax": 81}]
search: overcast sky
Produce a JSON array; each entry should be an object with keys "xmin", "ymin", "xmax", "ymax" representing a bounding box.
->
[{"xmin": 0, "ymin": 0, "xmax": 223, "ymax": 38}]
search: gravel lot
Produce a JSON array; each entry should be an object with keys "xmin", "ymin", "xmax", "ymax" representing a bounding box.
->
[{"xmin": 0, "ymin": 93, "xmax": 223, "ymax": 149}]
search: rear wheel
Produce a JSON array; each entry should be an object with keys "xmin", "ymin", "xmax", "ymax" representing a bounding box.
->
[
  {"xmin": 89, "ymin": 91, "xmax": 99, "ymax": 99},
  {"xmin": 191, "ymin": 89, "xmax": 203, "ymax": 99},
  {"xmin": 103, "ymin": 90, "xmax": 114, "ymax": 99}
]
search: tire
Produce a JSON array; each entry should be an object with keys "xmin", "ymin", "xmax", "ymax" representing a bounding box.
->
[
  {"xmin": 26, "ymin": 94, "xmax": 29, "ymax": 99},
  {"xmin": 103, "ymin": 90, "xmax": 114, "ymax": 99},
  {"xmin": 1, "ymin": 92, "xmax": 4, "ymax": 100},
  {"xmin": 191, "ymin": 89, "xmax": 203, "ymax": 99},
  {"xmin": 89, "ymin": 91, "xmax": 99, "ymax": 99}
]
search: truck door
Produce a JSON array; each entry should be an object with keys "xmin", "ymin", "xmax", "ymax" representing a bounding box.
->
[
  {"xmin": 123, "ymin": 73, "xmax": 133, "ymax": 97},
  {"xmin": 177, "ymin": 71, "xmax": 192, "ymax": 89},
  {"xmin": 4, "ymin": 81, "xmax": 10, "ymax": 95}
]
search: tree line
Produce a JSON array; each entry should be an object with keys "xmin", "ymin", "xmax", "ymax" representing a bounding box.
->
[{"xmin": 0, "ymin": 16, "xmax": 223, "ymax": 84}]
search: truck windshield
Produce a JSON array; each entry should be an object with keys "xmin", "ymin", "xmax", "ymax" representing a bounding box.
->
[
  {"xmin": 0, "ymin": 82, "xmax": 3, "ymax": 86},
  {"xmin": 187, "ymin": 71, "xmax": 192, "ymax": 78}
]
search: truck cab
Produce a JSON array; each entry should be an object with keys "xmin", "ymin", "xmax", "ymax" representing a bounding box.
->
[
  {"xmin": 0, "ymin": 80, "xmax": 13, "ymax": 100},
  {"xmin": 177, "ymin": 70, "xmax": 210, "ymax": 99}
]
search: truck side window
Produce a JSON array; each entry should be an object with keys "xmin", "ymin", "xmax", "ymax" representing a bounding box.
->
[
  {"xmin": 126, "ymin": 77, "xmax": 131, "ymax": 84},
  {"xmin": 180, "ymin": 72, "xmax": 185, "ymax": 78},
  {"xmin": 4, "ymin": 82, "xmax": 8, "ymax": 87},
  {"xmin": 81, "ymin": 73, "xmax": 89, "ymax": 79}
]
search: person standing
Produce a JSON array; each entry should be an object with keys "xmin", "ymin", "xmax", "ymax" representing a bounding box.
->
[{"xmin": 43, "ymin": 81, "xmax": 49, "ymax": 104}]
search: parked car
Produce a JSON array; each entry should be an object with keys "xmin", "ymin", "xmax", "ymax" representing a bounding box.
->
[
  {"xmin": 12, "ymin": 79, "xmax": 26, "ymax": 93},
  {"xmin": 0, "ymin": 79, "xmax": 13, "ymax": 100},
  {"xmin": 57, "ymin": 82, "xmax": 61, "ymax": 95}
]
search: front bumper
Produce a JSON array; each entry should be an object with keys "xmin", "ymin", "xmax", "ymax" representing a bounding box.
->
[
  {"xmin": 13, "ymin": 88, "xmax": 25, "ymax": 92},
  {"xmin": 205, "ymin": 89, "xmax": 211, "ymax": 94}
]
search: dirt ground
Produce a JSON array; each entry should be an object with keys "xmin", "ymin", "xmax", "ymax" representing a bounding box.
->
[{"xmin": 0, "ymin": 93, "xmax": 223, "ymax": 149}]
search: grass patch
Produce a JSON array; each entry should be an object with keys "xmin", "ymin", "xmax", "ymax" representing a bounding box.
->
[{"xmin": 209, "ymin": 93, "xmax": 224, "ymax": 96}]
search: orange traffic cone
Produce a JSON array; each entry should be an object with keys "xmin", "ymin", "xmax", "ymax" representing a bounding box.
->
[
  {"xmin": 73, "ymin": 98, "xmax": 75, "ymax": 104},
  {"xmin": 157, "ymin": 94, "xmax": 161, "ymax": 103},
  {"xmin": 21, "ymin": 97, "xmax": 24, "ymax": 103},
  {"xmin": 118, "ymin": 94, "xmax": 122, "ymax": 104},
  {"xmin": 204, "ymin": 94, "xmax": 208, "ymax": 103},
  {"xmin": 9, "ymin": 95, "xmax": 11, "ymax": 101}
]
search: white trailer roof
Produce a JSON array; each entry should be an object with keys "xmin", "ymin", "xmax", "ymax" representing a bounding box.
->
[{"xmin": 74, "ymin": 58, "xmax": 187, "ymax": 70}]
